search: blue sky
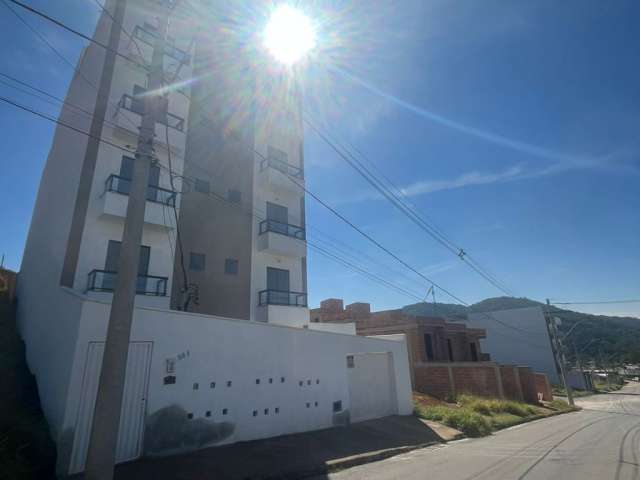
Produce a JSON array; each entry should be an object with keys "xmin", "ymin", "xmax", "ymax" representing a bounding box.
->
[{"xmin": 1, "ymin": 0, "xmax": 639, "ymax": 318}]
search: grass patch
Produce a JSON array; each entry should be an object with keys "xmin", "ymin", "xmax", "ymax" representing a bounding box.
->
[
  {"xmin": 414, "ymin": 404, "xmax": 491, "ymax": 437},
  {"xmin": 415, "ymin": 393, "xmax": 572, "ymax": 438}
]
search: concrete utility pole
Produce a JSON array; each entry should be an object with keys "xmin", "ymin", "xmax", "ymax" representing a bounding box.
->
[
  {"xmin": 545, "ymin": 299, "xmax": 575, "ymax": 406},
  {"xmin": 84, "ymin": 2, "xmax": 170, "ymax": 479}
]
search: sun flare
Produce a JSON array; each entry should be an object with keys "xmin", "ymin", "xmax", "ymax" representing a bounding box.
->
[{"xmin": 264, "ymin": 5, "xmax": 316, "ymax": 65}]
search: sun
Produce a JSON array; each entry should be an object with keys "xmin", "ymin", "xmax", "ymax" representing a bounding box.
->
[{"xmin": 264, "ymin": 5, "xmax": 316, "ymax": 65}]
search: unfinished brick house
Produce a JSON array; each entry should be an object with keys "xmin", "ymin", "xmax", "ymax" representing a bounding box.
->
[{"xmin": 311, "ymin": 299, "xmax": 550, "ymax": 404}]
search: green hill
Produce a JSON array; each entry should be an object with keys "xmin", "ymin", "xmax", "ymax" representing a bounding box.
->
[{"xmin": 403, "ymin": 296, "xmax": 640, "ymax": 364}]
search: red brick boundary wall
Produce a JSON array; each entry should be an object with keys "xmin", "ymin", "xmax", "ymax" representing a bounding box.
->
[
  {"xmin": 0, "ymin": 268, "xmax": 17, "ymax": 303},
  {"xmin": 499, "ymin": 365, "xmax": 524, "ymax": 401},
  {"xmin": 414, "ymin": 362, "xmax": 548, "ymax": 405},
  {"xmin": 534, "ymin": 372, "xmax": 553, "ymax": 401},
  {"xmin": 413, "ymin": 362, "xmax": 504, "ymax": 400},
  {"xmin": 517, "ymin": 366, "xmax": 539, "ymax": 404}
]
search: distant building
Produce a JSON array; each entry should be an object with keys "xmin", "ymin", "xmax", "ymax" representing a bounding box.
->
[
  {"xmin": 311, "ymin": 299, "xmax": 489, "ymax": 364},
  {"xmin": 465, "ymin": 306, "xmax": 559, "ymax": 384}
]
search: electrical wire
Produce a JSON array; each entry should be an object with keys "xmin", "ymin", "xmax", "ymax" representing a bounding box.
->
[
  {"xmin": 6, "ymin": 0, "xmax": 149, "ymax": 70},
  {"xmin": 1, "ymin": 0, "xmax": 141, "ymax": 131},
  {"xmin": 0, "ymin": 77, "xmax": 543, "ymax": 342},
  {"xmin": 304, "ymin": 115, "xmax": 517, "ymax": 297},
  {"xmin": 552, "ymin": 300, "xmax": 640, "ymax": 306}
]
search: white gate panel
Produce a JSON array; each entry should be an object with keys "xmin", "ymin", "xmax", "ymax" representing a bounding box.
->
[
  {"xmin": 347, "ymin": 352, "xmax": 396, "ymax": 423},
  {"xmin": 69, "ymin": 341, "xmax": 152, "ymax": 474}
]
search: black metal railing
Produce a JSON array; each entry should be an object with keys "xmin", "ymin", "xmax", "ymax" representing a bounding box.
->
[
  {"xmin": 105, "ymin": 174, "xmax": 177, "ymax": 206},
  {"xmin": 132, "ymin": 25, "xmax": 191, "ymax": 65},
  {"xmin": 260, "ymin": 157, "xmax": 303, "ymax": 179},
  {"xmin": 259, "ymin": 219, "xmax": 305, "ymax": 240},
  {"xmin": 86, "ymin": 270, "xmax": 168, "ymax": 296},
  {"xmin": 259, "ymin": 289, "xmax": 308, "ymax": 307},
  {"xmin": 118, "ymin": 94, "xmax": 185, "ymax": 132}
]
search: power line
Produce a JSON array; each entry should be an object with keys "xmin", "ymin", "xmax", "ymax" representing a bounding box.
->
[
  {"xmin": 0, "ymin": 78, "xmax": 539, "ymax": 340},
  {"xmin": 1, "ymin": 0, "xmax": 141, "ymax": 131},
  {"xmin": 6, "ymin": 0, "xmax": 149, "ymax": 70},
  {"xmin": 552, "ymin": 300, "xmax": 640, "ymax": 306},
  {"xmin": 303, "ymin": 115, "xmax": 516, "ymax": 297},
  {"xmin": 0, "ymin": 94, "xmax": 137, "ymax": 156}
]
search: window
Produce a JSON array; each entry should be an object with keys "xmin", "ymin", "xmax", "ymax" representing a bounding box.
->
[
  {"xmin": 266, "ymin": 202, "xmax": 288, "ymax": 224},
  {"xmin": 104, "ymin": 240, "xmax": 150, "ymax": 292},
  {"xmin": 267, "ymin": 145, "xmax": 289, "ymax": 172},
  {"xmin": 227, "ymin": 189, "xmax": 241, "ymax": 203},
  {"xmin": 189, "ymin": 253, "xmax": 206, "ymax": 271},
  {"xmin": 267, "ymin": 267, "xmax": 290, "ymax": 291},
  {"xmin": 447, "ymin": 339, "xmax": 454, "ymax": 362},
  {"xmin": 194, "ymin": 178, "xmax": 210, "ymax": 194},
  {"xmin": 333, "ymin": 401, "xmax": 342, "ymax": 413},
  {"xmin": 224, "ymin": 259, "xmax": 238, "ymax": 275},
  {"xmin": 424, "ymin": 333, "xmax": 435, "ymax": 361},
  {"xmin": 118, "ymin": 156, "xmax": 160, "ymax": 200},
  {"xmin": 470, "ymin": 342, "xmax": 479, "ymax": 362},
  {"xmin": 131, "ymin": 85, "xmax": 146, "ymax": 115},
  {"xmin": 268, "ymin": 145, "xmax": 288, "ymax": 164},
  {"xmin": 346, "ymin": 355, "xmax": 355, "ymax": 368}
]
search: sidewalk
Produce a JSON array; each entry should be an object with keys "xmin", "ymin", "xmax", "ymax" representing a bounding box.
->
[{"xmin": 106, "ymin": 415, "xmax": 440, "ymax": 480}]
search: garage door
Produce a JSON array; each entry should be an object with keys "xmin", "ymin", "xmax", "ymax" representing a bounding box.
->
[{"xmin": 347, "ymin": 352, "xmax": 397, "ymax": 423}]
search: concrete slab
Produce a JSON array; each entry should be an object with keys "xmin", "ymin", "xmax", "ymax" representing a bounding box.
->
[{"xmin": 95, "ymin": 415, "xmax": 440, "ymax": 480}]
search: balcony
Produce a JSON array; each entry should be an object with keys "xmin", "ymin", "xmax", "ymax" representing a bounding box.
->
[
  {"xmin": 258, "ymin": 289, "xmax": 309, "ymax": 327},
  {"xmin": 259, "ymin": 289, "xmax": 307, "ymax": 307},
  {"xmin": 259, "ymin": 157, "xmax": 304, "ymax": 194},
  {"xmin": 118, "ymin": 94, "xmax": 185, "ymax": 132},
  {"xmin": 86, "ymin": 270, "xmax": 168, "ymax": 296},
  {"xmin": 101, "ymin": 175, "xmax": 177, "ymax": 229},
  {"xmin": 131, "ymin": 25, "xmax": 191, "ymax": 66},
  {"xmin": 257, "ymin": 219, "xmax": 306, "ymax": 258}
]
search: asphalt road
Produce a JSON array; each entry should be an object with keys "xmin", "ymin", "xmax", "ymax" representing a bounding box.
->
[{"xmin": 319, "ymin": 382, "xmax": 640, "ymax": 480}]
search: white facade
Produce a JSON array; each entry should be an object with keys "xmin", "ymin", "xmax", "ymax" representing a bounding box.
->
[{"xmin": 465, "ymin": 306, "xmax": 559, "ymax": 384}]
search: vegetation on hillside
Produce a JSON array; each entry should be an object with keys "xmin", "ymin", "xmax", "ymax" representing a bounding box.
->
[
  {"xmin": 0, "ymin": 300, "xmax": 56, "ymax": 479},
  {"xmin": 404, "ymin": 297, "xmax": 640, "ymax": 364}
]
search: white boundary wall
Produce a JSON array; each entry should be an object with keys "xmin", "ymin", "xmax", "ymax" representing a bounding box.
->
[{"xmin": 21, "ymin": 289, "xmax": 412, "ymax": 474}]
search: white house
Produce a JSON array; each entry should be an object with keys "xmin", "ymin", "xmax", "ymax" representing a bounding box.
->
[
  {"xmin": 465, "ymin": 306, "xmax": 559, "ymax": 384},
  {"xmin": 17, "ymin": 1, "xmax": 413, "ymax": 475}
]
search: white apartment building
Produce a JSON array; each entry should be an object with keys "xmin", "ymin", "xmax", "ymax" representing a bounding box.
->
[{"xmin": 17, "ymin": 1, "xmax": 413, "ymax": 475}]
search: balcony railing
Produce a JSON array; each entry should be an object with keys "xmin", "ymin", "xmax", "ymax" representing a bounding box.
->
[
  {"xmin": 259, "ymin": 289, "xmax": 308, "ymax": 307},
  {"xmin": 105, "ymin": 174, "xmax": 177, "ymax": 206},
  {"xmin": 117, "ymin": 94, "xmax": 185, "ymax": 132},
  {"xmin": 132, "ymin": 25, "xmax": 191, "ymax": 65},
  {"xmin": 259, "ymin": 219, "xmax": 305, "ymax": 240},
  {"xmin": 260, "ymin": 157, "xmax": 303, "ymax": 179},
  {"xmin": 86, "ymin": 270, "xmax": 168, "ymax": 296}
]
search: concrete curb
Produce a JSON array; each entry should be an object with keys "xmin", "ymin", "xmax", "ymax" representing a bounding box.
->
[{"xmin": 259, "ymin": 442, "xmax": 440, "ymax": 479}]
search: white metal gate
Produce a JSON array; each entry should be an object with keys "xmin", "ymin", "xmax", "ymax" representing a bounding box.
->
[
  {"xmin": 69, "ymin": 341, "xmax": 153, "ymax": 474},
  {"xmin": 347, "ymin": 352, "xmax": 397, "ymax": 423}
]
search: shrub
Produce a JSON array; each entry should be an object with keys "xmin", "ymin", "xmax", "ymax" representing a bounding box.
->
[{"xmin": 442, "ymin": 409, "xmax": 492, "ymax": 437}]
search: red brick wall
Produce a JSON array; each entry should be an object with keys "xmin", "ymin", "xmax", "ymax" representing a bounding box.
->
[
  {"xmin": 453, "ymin": 366, "xmax": 500, "ymax": 397},
  {"xmin": 414, "ymin": 365, "xmax": 452, "ymax": 399},
  {"xmin": 0, "ymin": 268, "xmax": 17, "ymax": 303},
  {"xmin": 534, "ymin": 373, "xmax": 553, "ymax": 401},
  {"xmin": 517, "ymin": 367, "xmax": 539, "ymax": 404},
  {"xmin": 414, "ymin": 364, "xmax": 502, "ymax": 400},
  {"xmin": 500, "ymin": 366, "xmax": 522, "ymax": 401}
]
